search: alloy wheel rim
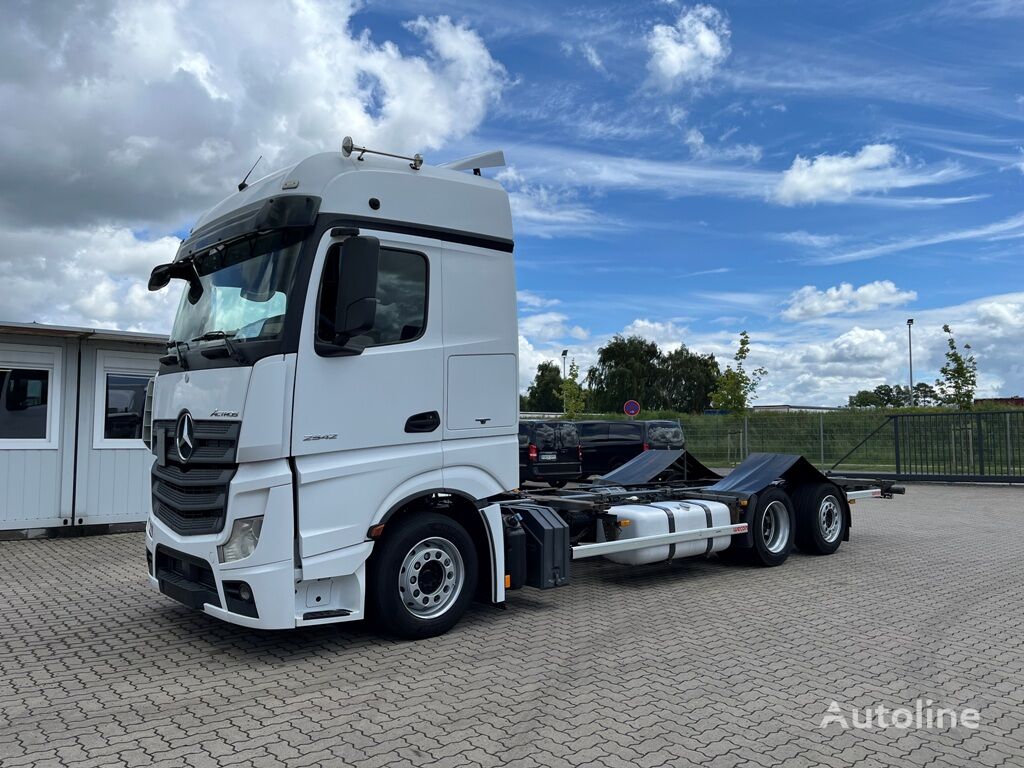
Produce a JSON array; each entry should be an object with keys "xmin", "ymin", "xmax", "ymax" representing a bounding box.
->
[
  {"xmin": 818, "ymin": 495, "xmax": 843, "ymax": 543},
  {"xmin": 399, "ymin": 536, "xmax": 464, "ymax": 619},
  {"xmin": 762, "ymin": 500, "xmax": 791, "ymax": 554}
]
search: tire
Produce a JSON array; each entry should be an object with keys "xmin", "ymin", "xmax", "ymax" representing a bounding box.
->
[
  {"xmin": 747, "ymin": 487, "xmax": 795, "ymax": 567},
  {"xmin": 366, "ymin": 512, "xmax": 478, "ymax": 639},
  {"xmin": 548, "ymin": 480, "xmax": 567, "ymax": 489},
  {"xmin": 792, "ymin": 482, "xmax": 846, "ymax": 555}
]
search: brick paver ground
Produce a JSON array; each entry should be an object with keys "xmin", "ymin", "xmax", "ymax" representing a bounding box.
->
[{"xmin": 1, "ymin": 483, "xmax": 1022, "ymax": 767}]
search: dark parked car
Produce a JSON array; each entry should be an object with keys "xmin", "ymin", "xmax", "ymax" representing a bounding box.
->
[
  {"xmin": 518, "ymin": 420, "xmax": 582, "ymax": 487},
  {"xmin": 578, "ymin": 419, "xmax": 685, "ymax": 477}
]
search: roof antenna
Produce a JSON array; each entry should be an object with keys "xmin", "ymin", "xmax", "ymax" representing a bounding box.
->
[{"xmin": 237, "ymin": 155, "xmax": 262, "ymax": 191}]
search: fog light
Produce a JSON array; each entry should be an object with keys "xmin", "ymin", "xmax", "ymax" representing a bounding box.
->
[
  {"xmin": 218, "ymin": 517, "xmax": 264, "ymax": 563},
  {"xmin": 239, "ymin": 583, "xmax": 252, "ymax": 601}
]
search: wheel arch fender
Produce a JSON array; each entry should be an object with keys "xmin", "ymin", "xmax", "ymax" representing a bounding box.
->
[{"xmin": 369, "ymin": 485, "xmax": 504, "ymax": 605}]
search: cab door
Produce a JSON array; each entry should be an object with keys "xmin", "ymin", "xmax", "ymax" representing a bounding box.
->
[{"xmin": 291, "ymin": 231, "xmax": 443, "ymax": 561}]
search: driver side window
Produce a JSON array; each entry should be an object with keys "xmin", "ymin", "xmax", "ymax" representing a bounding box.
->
[{"xmin": 317, "ymin": 245, "xmax": 428, "ymax": 347}]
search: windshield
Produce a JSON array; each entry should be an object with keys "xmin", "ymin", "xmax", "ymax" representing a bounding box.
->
[{"xmin": 170, "ymin": 229, "xmax": 305, "ymax": 345}]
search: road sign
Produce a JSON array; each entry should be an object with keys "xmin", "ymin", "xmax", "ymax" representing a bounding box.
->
[{"xmin": 623, "ymin": 400, "xmax": 641, "ymax": 417}]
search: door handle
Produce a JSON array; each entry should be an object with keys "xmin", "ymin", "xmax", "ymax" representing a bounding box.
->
[{"xmin": 405, "ymin": 411, "xmax": 440, "ymax": 433}]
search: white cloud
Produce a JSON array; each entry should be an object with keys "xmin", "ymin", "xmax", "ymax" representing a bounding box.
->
[
  {"xmin": 782, "ymin": 281, "xmax": 918, "ymax": 321},
  {"xmin": 559, "ymin": 41, "xmax": 605, "ymax": 74},
  {"xmin": 497, "ymin": 166, "xmax": 614, "ymax": 238},
  {"xmin": 0, "ymin": 225, "xmax": 181, "ymax": 332},
  {"xmin": 685, "ymin": 127, "xmax": 762, "ymax": 162},
  {"xmin": 519, "ymin": 312, "xmax": 589, "ymax": 342},
  {"xmin": 647, "ymin": 5, "xmax": 731, "ymax": 90},
  {"xmin": 514, "ymin": 292, "xmax": 1024, "ymax": 402},
  {"xmin": 813, "ymin": 210, "xmax": 1024, "ymax": 264},
  {"xmin": 682, "ymin": 267, "xmax": 731, "ymax": 277},
  {"xmin": 776, "ymin": 231, "xmax": 843, "ymax": 248},
  {"xmin": 517, "ymin": 290, "xmax": 561, "ymax": 309},
  {"xmin": 497, "ymin": 142, "xmax": 973, "ymax": 211},
  {"xmin": 0, "ymin": 2, "xmax": 508, "ymax": 332},
  {"xmin": 0, "ymin": 3, "xmax": 506, "ymax": 231},
  {"xmin": 773, "ymin": 144, "xmax": 965, "ymax": 205},
  {"xmin": 620, "ymin": 319, "xmax": 691, "ymax": 353}
]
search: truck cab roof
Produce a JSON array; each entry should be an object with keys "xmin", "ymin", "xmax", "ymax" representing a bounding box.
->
[{"xmin": 181, "ymin": 149, "xmax": 513, "ymax": 260}]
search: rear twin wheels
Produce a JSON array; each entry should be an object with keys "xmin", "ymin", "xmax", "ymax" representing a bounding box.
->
[
  {"xmin": 728, "ymin": 483, "xmax": 847, "ymax": 566},
  {"xmin": 366, "ymin": 512, "xmax": 478, "ymax": 639},
  {"xmin": 792, "ymin": 482, "xmax": 847, "ymax": 555},
  {"xmin": 746, "ymin": 487, "xmax": 795, "ymax": 567}
]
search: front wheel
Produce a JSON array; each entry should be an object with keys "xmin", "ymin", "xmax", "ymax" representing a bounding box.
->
[
  {"xmin": 793, "ymin": 483, "xmax": 846, "ymax": 555},
  {"xmin": 366, "ymin": 512, "xmax": 478, "ymax": 639}
]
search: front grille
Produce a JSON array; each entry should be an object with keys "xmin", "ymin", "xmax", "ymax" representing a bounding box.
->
[{"xmin": 151, "ymin": 419, "xmax": 239, "ymax": 536}]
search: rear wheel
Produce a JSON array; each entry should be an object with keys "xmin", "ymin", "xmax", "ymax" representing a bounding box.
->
[
  {"xmin": 366, "ymin": 512, "xmax": 478, "ymax": 639},
  {"xmin": 793, "ymin": 483, "xmax": 846, "ymax": 555},
  {"xmin": 748, "ymin": 487, "xmax": 794, "ymax": 567}
]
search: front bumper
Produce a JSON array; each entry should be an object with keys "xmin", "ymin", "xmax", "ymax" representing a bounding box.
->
[
  {"xmin": 146, "ymin": 549, "xmax": 296, "ymax": 630},
  {"xmin": 145, "ymin": 461, "xmax": 298, "ymax": 629}
]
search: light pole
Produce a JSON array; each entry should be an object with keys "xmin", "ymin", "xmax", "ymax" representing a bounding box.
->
[
  {"xmin": 906, "ymin": 318, "xmax": 914, "ymax": 406},
  {"xmin": 561, "ymin": 349, "xmax": 568, "ymax": 378}
]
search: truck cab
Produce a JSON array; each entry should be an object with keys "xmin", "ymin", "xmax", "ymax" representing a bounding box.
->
[
  {"xmin": 144, "ymin": 140, "xmax": 899, "ymax": 640},
  {"xmin": 145, "ymin": 144, "xmax": 519, "ymax": 636}
]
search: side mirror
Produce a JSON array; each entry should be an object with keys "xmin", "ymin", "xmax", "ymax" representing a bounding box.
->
[
  {"xmin": 148, "ymin": 264, "xmax": 172, "ymax": 291},
  {"xmin": 149, "ymin": 261, "xmax": 205, "ymax": 304},
  {"xmin": 333, "ymin": 236, "xmax": 379, "ymax": 348}
]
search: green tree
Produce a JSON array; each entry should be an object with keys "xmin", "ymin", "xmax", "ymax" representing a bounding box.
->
[
  {"xmin": 586, "ymin": 335, "xmax": 664, "ymax": 412},
  {"xmin": 913, "ymin": 382, "xmax": 940, "ymax": 407},
  {"xmin": 710, "ymin": 331, "xmax": 766, "ymax": 412},
  {"xmin": 524, "ymin": 361, "xmax": 564, "ymax": 412},
  {"xmin": 935, "ymin": 324, "xmax": 978, "ymax": 410},
  {"xmin": 561, "ymin": 358, "xmax": 587, "ymax": 420},
  {"xmin": 848, "ymin": 388, "xmax": 885, "ymax": 408},
  {"xmin": 659, "ymin": 346, "xmax": 720, "ymax": 413}
]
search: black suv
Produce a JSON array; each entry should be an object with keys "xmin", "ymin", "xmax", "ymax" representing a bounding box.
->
[
  {"xmin": 578, "ymin": 419, "xmax": 685, "ymax": 477},
  {"xmin": 518, "ymin": 420, "xmax": 582, "ymax": 487}
]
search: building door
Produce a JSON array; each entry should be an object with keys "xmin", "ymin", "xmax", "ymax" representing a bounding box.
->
[
  {"xmin": 0, "ymin": 342, "xmax": 67, "ymax": 529},
  {"xmin": 74, "ymin": 344, "xmax": 157, "ymax": 525}
]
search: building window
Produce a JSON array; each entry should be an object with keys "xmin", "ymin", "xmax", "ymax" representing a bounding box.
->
[
  {"xmin": 104, "ymin": 374, "xmax": 150, "ymax": 440},
  {"xmin": 0, "ymin": 368, "xmax": 49, "ymax": 439},
  {"xmin": 318, "ymin": 247, "xmax": 428, "ymax": 348}
]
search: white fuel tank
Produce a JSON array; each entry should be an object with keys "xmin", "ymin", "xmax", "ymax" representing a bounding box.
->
[{"xmin": 599, "ymin": 500, "xmax": 732, "ymax": 565}]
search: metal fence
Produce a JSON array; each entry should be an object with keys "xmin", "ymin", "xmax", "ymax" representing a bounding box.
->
[{"xmin": 679, "ymin": 410, "xmax": 1024, "ymax": 483}]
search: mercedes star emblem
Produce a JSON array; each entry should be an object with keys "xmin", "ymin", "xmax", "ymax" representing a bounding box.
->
[{"xmin": 175, "ymin": 411, "xmax": 195, "ymax": 462}]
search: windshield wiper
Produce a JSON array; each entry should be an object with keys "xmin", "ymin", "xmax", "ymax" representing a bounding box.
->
[
  {"xmin": 192, "ymin": 330, "xmax": 246, "ymax": 363},
  {"xmin": 161, "ymin": 340, "xmax": 191, "ymax": 370}
]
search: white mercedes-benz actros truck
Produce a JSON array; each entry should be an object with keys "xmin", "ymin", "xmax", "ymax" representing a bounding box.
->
[{"xmin": 144, "ymin": 138, "xmax": 902, "ymax": 638}]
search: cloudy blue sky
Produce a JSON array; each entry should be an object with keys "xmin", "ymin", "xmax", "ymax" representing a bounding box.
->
[{"xmin": 1, "ymin": 0, "xmax": 1022, "ymax": 404}]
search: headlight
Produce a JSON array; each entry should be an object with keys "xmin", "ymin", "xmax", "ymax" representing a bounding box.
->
[{"xmin": 218, "ymin": 517, "xmax": 264, "ymax": 563}]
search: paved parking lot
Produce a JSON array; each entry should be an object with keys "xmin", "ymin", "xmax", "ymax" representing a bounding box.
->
[{"xmin": 1, "ymin": 483, "xmax": 1022, "ymax": 768}]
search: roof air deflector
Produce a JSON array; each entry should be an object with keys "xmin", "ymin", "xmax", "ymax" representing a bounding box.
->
[{"xmin": 440, "ymin": 150, "xmax": 506, "ymax": 173}]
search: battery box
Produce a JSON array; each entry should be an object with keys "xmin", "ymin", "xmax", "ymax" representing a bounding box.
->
[{"xmin": 503, "ymin": 503, "xmax": 570, "ymax": 589}]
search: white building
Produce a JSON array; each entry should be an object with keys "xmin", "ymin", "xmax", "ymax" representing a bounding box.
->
[{"xmin": 0, "ymin": 322, "xmax": 165, "ymax": 531}]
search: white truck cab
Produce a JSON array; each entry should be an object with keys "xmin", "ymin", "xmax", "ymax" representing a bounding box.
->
[{"xmin": 145, "ymin": 139, "xmax": 902, "ymax": 638}]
